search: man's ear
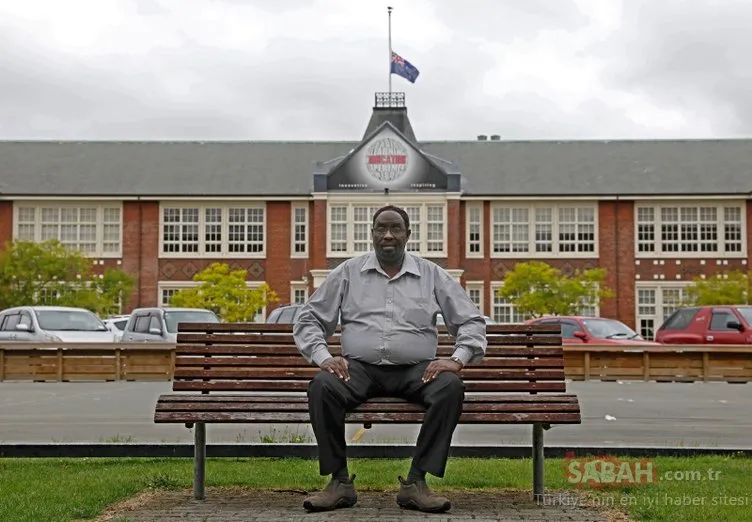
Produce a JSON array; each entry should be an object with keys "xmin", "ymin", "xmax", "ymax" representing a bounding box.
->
[{"xmin": 406, "ymin": 229, "xmax": 412, "ymax": 241}]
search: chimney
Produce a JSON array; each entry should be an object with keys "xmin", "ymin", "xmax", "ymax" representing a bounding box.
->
[
  {"xmin": 477, "ymin": 135, "xmax": 488, "ymax": 141},
  {"xmin": 363, "ymin": 92, "xmax": 417, "ymax": 142}
]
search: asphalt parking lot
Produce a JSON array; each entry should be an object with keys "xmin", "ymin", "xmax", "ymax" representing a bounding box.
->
[{"xmin": 1, "ymin": 380, "xmax": 748, "ymax": 447}]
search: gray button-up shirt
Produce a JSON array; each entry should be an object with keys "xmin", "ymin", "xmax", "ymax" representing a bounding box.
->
[{"xmin": 293, "ymin": 252, "xmax": 487, "ymax": 367}]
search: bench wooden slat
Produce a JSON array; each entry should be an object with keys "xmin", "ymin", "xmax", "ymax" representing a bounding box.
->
[
  {"xmin": 173, "ymin": 356, "xmax": 565, "ymax": 369},
  {"xmin": 176, "ymin": 322, "xmax": 561, "ymax": 335},
  {"xmin": 171, "ymin": 381, "xmax": 567, "ymax": 392},
  {"xmin": 156, "ymin": 401, "xmax": 580, "ymax": 413},
  {"xmin": 173, "ymin": 368, "xmax": 566, "ymax": 380},
  {"xmin": 174, "ymin": 345, "xmax": 565, "ymax": 356},
  {"xmin": 175, "ymin": 333, "xmax": 563, "ymax": 346},
  {"xmin": 156, "ymin": 394, "xmax": 580, "ymax": 404},
  {"xmin": 154, "ymin": 410, "xmax": 581, "ymax": 424}
]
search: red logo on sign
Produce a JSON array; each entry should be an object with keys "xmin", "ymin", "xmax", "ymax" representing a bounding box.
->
[{"xmin": 367, "ymin": 154, "xmax": 407, "ymax": 165}]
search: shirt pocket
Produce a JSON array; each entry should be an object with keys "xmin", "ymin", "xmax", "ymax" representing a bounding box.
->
[{"xmin": 402, "ymin": 297, "xmax": 434, "ymax": 327}]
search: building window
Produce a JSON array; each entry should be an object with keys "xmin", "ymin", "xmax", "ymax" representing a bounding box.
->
[
  {"xmin": 291, "ymin": 204, "xmax": 308, "ymax": 257},
  {"xmin": 291, "ymin": 282, "xmax": 308, "ymax": 304},
  {"xmin": 465, "ymin": 282, "xmax": 484, "ymax": 314},
  {"xmin": 158, "ymin": 281, "xmax": 269, "ymax": 321},
  {"xmin": 466, "ymin": 204, "xmax": 483, "ymax": 257},
  {"xmin": 635, "ymin": 283, "xmax": 691, "ymax": 340},
  {"xmin": 635, "ymin": 203, "xmax": 745, "ymax": 257},
  {"xmin": 160, "ymin": 204, "xmax": 266, "ymax": 257},
  {"xmin": 14, "ymin": 203, "xmax": 122, "ymax": 257},
  {"xmin": 327, "ymin": 202, "xmax": 446, "ymax": 257},
  {"xmin": 490, "ymin": 284, "xmax": 528, "ymax": 324},
  {"xmin": 490, "ymin": 203, "xmax": 597, "ymax": 257}
]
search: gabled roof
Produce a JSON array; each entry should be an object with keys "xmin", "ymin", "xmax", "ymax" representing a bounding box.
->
[{"xmin": 1, "ymin": 138, "xmax": 751, "ymax": 197}]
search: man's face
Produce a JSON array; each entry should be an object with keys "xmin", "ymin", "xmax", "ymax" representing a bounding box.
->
[{"xmin": 372, "ymin": 210, "xmax": 410, "ymax": 262}]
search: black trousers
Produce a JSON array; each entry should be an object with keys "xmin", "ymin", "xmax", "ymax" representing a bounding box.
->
[{"xmin": 307, "ymin": 358, "xmax": 465, "ymax": 478}]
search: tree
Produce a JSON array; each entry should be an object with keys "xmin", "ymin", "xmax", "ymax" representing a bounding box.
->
[
  {"xmin": 168, "ymin": 262, "xmax": 279, "ymax": 322},
  {"xmin": 496, "ymin": 261, "xmax": 613, "ymax": 319},
  {"xmin": 0, "ymin": 239, "xmax": 134, "ymax": 314},
  {"xmin": 682, "ymin": 270, "xmax": 751, "ymax": 306}
]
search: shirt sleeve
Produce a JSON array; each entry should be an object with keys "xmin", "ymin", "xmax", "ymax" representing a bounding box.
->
[
  {"xmin": 292, "ymin": 263, "xmax": 348, "ymax": 366},
  {"xmin": 433, "ymin": 267, "xmax": 487, "ymax": 365}
]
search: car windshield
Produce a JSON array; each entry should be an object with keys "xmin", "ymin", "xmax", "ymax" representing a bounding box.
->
[
  {"xmin": 737, "ymin": 307, "xmax": 752, "ymax": 326},
  {"xmin": 36, "ymin": 310, "xmax": 107, "ymax": 332},
  {"xmin": 164, "ymin": 311, "xmax": 219, "ymax": 333},
  {"xmin": 581, "ymin": 318, "xmax": 641, "ymax": 339}
]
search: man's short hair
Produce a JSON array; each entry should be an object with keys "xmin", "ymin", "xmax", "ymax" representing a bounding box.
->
[{"xmin": 372, "ymin": 205, "xmax": 410, "ymax": 230}]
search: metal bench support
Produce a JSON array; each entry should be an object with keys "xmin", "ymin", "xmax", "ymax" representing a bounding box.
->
[
  {"xmin": 194, "ymin": 422, "xmax": 206, "ymax": 500},
  {"xmin": 532, "ymin": 423, "xmax": 544, "ymax": 502}
]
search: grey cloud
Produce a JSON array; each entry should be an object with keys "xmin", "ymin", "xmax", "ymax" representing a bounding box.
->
[
  {"xmin": 429, "ymin": 0, "xmax": 588, "ymax": 41},
  {"xmin": 595, "ymin": 0, "xmax": 752, "ymax": 135},
  {"xmin": 1, "ymin": 1, "xmax": 750, "ymax": 141}
]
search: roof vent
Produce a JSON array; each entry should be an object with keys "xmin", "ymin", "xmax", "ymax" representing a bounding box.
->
[
  {"xmin": 490, "ymin": 135, "xmax": 501, "ymax": 141},
  {"xmin": 477, "ymin": 135, "xmax": 488, "ymax": 141}
]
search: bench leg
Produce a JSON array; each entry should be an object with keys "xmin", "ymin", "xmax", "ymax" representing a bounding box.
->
[
  {"xmin": 194, "ymin": 421, "xmax": 206, "ymax": 500},
  {"xmin": 532, "ymin": 423, "xmax": 544, "ymax": 502}
]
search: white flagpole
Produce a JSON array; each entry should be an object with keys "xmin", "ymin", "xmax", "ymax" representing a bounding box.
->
[{"xmin": 388, "ymin": 6, "xmax": 393, "ymax": 95}]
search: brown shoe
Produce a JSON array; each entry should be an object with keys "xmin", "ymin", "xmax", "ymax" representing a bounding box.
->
[
  {"xmin": 396, "ymin": 476, "xmax": 451, "ymax": 513},
  {"xmin": 303, "ymin": 474, "xmax": 357, "ymax": 512}
]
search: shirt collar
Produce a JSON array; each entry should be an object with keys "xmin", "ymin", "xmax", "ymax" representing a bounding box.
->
[{"xmin": 361, "ymin": 251, "xmax": 421, "ymax": 278}]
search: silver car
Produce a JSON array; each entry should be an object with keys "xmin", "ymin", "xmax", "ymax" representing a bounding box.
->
[
  {"xmin": 121, "ymin": 307, "xmax": 220, "ymax": 342},
  {"xmin": 0, "ymin": 306, "xmax": 117, "ymax": 342}
]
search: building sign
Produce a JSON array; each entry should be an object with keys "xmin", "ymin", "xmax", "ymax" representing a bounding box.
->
[
  {"xmin": 365, "ymin": 137, "xmax": 408, "ymax": 183},
  {"xmin": 323, "ymin": 125, "xmax": 449, "ymax": 191}
]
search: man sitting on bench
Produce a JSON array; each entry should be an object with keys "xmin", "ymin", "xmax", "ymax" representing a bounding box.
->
[{"xmin": 293, "ymin": 205, "xmax": 487, "ymax": 513}]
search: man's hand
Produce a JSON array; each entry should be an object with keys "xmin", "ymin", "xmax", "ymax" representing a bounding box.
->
[
  {"xmin": 422, "ymin": 358, "xmax": 463, "ymax": 383},
  {"xmin": 320, "ymin": 356, "xmax": 350, "ymax": 381}
]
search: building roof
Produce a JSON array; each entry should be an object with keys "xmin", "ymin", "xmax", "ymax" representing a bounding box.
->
[{"xmin": 1, "ymin": 138, "xmax": 752, "ymax": 197}]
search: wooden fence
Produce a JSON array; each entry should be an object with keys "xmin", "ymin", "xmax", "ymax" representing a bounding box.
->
[{"xmin": 0, "ymin": 342, "xmax": 750, "ymax": 383}]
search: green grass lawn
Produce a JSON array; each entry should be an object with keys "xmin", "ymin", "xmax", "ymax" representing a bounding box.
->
[{"xmin": 0, "ymin": 455, "xmax": 750, "ymax": 522}]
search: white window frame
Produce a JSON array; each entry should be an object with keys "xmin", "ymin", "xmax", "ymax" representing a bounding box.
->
[
  {"xmin": 489, "ymin": 202, "xmax": 599, "ymax": 259},
  {"xmin": 290, "ymin": 280, "xmax": 309, "ymax": 305},
  {"xmin": 158, "ymin": 202, "xmax": 267, "ymax": 258},
  {"xmin": 326, "ymin": 200, "xmax": 448, "ymax": 258},
  {"xmin": 634, "ymin": 281, "xmax": 693, "ymax": 340},
  {"xmin": 157, "ymin": 280, "xmax": 269, "ymax": 321},
  {"xmin": 489, "ymin": 282, "xmax": 529, "ymax": 324},
  {"xmin": 291, "ymin": 203, "xmax": 309, "ymax": 258},
  {"xmin": 465, "ymin": 203, "xmax": 484, "ymax": 258},
  {"xmin": 634, "ymin": 201, "xmax": 747, "ymax": 258},
  {"xmin": 464, "ymin": 281, "xmax": 484, "ymax": 315},
  {"xmin": 13, "ymin": 202, "xmax": 123, "ymax": 258}
]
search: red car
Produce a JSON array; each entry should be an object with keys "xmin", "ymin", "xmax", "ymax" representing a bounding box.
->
[
  {"xmin": 526, "ymin": 316, "xmax": 659, "ymax": 345},
  {"xmin": 655, "ymin": 305, "xmax": 752, "ymax": 345}
]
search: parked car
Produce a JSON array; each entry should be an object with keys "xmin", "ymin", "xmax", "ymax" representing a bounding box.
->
[
  {"xmin": 121, "ymin": 307, "xmax": 220, "ymax": 342},
  {"xmin": 266, "ymin": 304, "xmax": 304, "ymax": 324},
  {"xmin": 0, "ymin": 306, "xmax": 117, "ymax": 342},
  {"xmin": 526, "ymin": 316, "xmax": 659, "ymax": 345},
  {"xmin": 103, "ymin": 314, "xmax": 131, "ymax": 341},
  {"xmin": 655, "ymin": 305, "xmax": 752, "ymax": 345}
]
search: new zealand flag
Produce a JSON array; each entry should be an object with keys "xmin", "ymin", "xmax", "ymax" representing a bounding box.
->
[{"xmin": 390, "ymin": 51, "xmax": 420, "ymax": 83}]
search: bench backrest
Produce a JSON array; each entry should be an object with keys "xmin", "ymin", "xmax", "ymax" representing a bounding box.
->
[{"xmin": 173, "ymin": 323, "xmax": 564, "ymax": 394}]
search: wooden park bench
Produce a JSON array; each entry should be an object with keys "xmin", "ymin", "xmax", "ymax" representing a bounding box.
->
[{"xmin": 154, "ymin": 322, "xmax": 581, "ymax": 501}]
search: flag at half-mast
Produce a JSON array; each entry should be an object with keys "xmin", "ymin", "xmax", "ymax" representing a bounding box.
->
[{"xmin": 391, "ymin": 51, "xmax": 420, "ymax": 83}]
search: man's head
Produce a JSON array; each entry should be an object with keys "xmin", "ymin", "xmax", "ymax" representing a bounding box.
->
[{"xmin": 371, "ymin": 205, "xmax": 411, "ymax": 265}]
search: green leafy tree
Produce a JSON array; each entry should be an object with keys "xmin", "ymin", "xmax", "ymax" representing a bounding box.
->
[
  {"xmin": 496, "ymin": 261, "xmax": 613, "ymax": 319},
  {"xmin": 682, "ymin": 270, "xmax": 751, "ymax": 306},
  {"xmin": 169, "ymin": 262, "xmax": 279, "ymax": 322},
  {"xmin": 0, "ymin": 239, "xmax": 134, "ymax": 314}
]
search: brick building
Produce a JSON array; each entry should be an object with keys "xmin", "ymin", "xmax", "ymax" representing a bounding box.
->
[{"xmin": 0, "ymin": 92, "xmax": 750, "ymax": 339}]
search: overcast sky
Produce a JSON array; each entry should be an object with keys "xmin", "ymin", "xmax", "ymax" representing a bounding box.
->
[{"xmin": 1, "ymin": 0, "xmax": 750, "ymax": 141}]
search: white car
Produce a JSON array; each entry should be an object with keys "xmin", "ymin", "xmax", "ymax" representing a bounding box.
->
[
  {"xmin": 0, "ymin": 306, "xmax": 118, "ymax": 342},
  {"xmin": 103, "ymin": 314, "xmax": 131, "ymax": 341}
]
